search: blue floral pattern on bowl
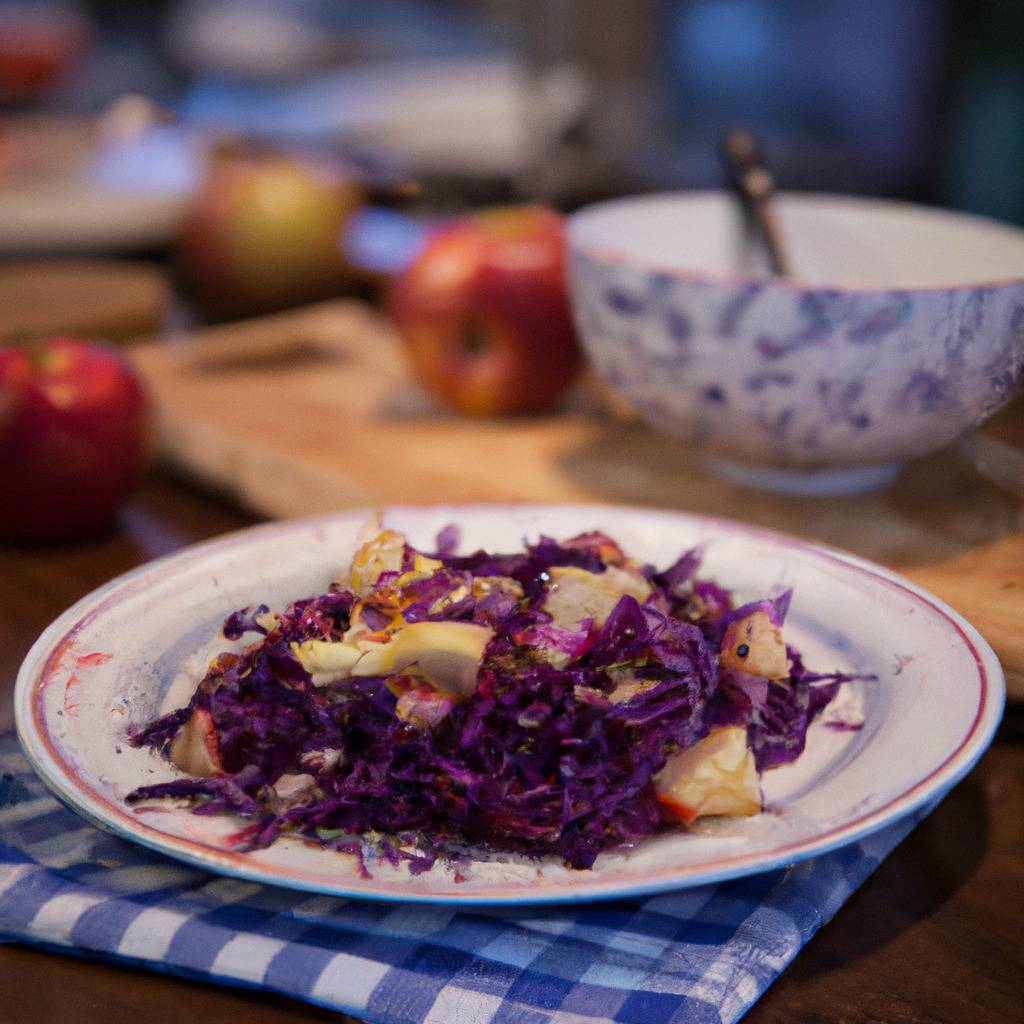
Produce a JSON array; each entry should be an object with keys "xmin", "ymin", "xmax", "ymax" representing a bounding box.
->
[{"xmin": 569, "ymin": 249, "xmax": 1024, "ymax": 476}]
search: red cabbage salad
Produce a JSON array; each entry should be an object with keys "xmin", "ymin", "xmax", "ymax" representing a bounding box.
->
[{"xmin": 127, "ymin": 522, "xmax": 868, "ymax": 871}]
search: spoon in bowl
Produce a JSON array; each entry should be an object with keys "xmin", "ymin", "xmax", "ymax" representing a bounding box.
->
[{"xmin": 719, "ymin": 129, "xmax": 790, "ymax": 277}]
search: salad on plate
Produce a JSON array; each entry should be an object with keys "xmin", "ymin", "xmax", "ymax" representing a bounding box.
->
[{"xmin": 127, "ymin": 520, "xmax": 867, "ymax": 872}]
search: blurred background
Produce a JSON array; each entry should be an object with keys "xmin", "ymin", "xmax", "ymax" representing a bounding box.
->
[
  {"xmin": 2, "ymin": 0, "xmax": 1023, "ymax": 333},
  {"xmin": 3, "ymin": 0, "xmax": 1024, "ymax": 249},
  {"xmin": 3, "ymin": 0, "xmax": 1024, "ymax": 488},
  {"xmin": 2, "ymin": 0, "xmax": 1023, "ymax": 375}
]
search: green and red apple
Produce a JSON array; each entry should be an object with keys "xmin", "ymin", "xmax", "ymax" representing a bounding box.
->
[{"xmin": 178, "ymin": 146, "xmax": 365, "ymax": 319}]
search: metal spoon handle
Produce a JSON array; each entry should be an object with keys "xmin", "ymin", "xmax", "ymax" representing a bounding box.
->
[{"xmin": 719, "ymin": 129, "xmax": 790, "ymax": 277}]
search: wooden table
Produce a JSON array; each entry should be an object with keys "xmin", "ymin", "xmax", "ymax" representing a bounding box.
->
[{"xmin": 0, "ymin": 473, "xmax": 1020, "ymax": 1023}]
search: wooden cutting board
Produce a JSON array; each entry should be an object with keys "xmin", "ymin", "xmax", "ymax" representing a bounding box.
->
[
  {"xmin": 129, "ymin": 300, "xmax": 1023, "ymax": 694},
  {"xmin": 0, "ymin": 260, "xmax": 170, "ymax": 342}
]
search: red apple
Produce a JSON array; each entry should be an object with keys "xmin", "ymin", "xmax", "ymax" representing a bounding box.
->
[
  {"xmin": 179, "ymin": 146, "xmax": 365, "ymax": 319},
  {"xmin": 0, "ymin": 338, "xmax": 151, "ymax": 542},
  {"xmin": 0, "ymin": 7, "xmax": 90, "ymax": 99},
  {"xmin": 388, "ymin": 206, "xmax": 582, "ymax": 416}
]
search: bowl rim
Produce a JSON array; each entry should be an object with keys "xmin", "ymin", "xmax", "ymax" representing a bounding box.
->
[{"xmin": 567, "ymin": 190, "xmax": 1024, "ymax": 295}]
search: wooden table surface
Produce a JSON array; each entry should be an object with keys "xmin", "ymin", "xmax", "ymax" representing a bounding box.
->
[{"xmin": 1, "ymin": 474, "xmax": 1021, "ymax": 1023}]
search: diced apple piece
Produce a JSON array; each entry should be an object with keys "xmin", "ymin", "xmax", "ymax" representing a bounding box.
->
[
  {"xmin": 349, "ymin": 528, "xmax": 409, "ymax": 595},
  {"xmin": 273, "ymin": 773, "xmax": 315, "ymax": 801},
  {"xmin": 410, "ymin": 551, "xmax": 445, "ymax": 576},
  {"xmin": 169, "ymin": 708, "xmax": 222, "ymax": 778},
  {"xmin": 654, "ymin": 726, "xmax": 761, "ymax": 823},
  {"xmin": 472, "ymin": 575, "xmax": 524, "ymax": 602},
  {"xmin": 720, "ymin": 610, "xmax": 789, "ymax": 679},
  {"xmin": 291, "ymin": 638, "xmax": 364, "ymax": 679},
  {"xmin": 358, "ymin": 620, "xmax": 493, "ymax": 695},
  {"xmin": 292, "ymin": 628, "xmax": 394, "ymax": 686},
  {"xmin": 294, "ymin": 620, "xmax": 493, "ymax": 694},
  {"xmin": 299, "ymin": 747, "xmax": 344, "ymax": 772},
  {"xmin": 347, "ymin": 524, "xmax": 446, "ymax": 599},
  {"xmin": 393, "ymin": 677, "xmax": 459, "ymax": 728},
  {"xmin": 607, "ymin": 671, "xmax": 660, "ymax": 704},
  {"xmin": 543, "ymin": 565, "xmax": 652, "ymax": 630}
]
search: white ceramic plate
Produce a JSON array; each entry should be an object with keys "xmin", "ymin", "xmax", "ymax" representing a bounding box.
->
[{"xmin": 14, "ymin": 506, "xmax": 1004, "ymax": 905}]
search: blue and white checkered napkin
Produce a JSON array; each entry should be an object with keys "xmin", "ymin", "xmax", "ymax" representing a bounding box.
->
[{"xmin": 0, "ymin": 732, "xmax": 925, "ymax": 1024}]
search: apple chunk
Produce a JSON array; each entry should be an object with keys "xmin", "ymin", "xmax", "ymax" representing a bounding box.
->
[
  {"xmin": 360, "ymin": 620, "xmax": 493, "ymax": 696},
  {"xmin": 392, "ymin": 676, "xmax": 460, "ymax": 729},
  {"xmin": 720, "ymin": 609, "xmax": 789, "ymax": 679},
  {"xmin": 654, "ymin": 726, "xmax": 761, "ymax": 823},
  {"xmin": 168, "ymin": 708, "xmax": 223, "ymax": 778},
  {"xmin": 543, "ymin": 565, "xmax": 652, "ymax": 630},
  {"xmin": 292, "ymin": 620, "xmax": 494, "ymax": 696}
]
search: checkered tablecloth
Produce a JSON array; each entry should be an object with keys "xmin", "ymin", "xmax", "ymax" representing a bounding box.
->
[{"xmin": 0, "ymin": 732, "xmax": 926, "ymax": 1023}]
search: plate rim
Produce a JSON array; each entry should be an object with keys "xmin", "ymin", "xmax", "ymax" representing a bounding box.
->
[{"xmin": 14, "ymin": 504, "xmax": 1006, "ymax": 905}]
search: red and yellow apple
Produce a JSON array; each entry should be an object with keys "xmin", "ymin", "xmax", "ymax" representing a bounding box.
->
[
  {"xmin": 388, "ymin": 206, "xmax": 582, "ymax": 416},
  {"xmin": 0, "ymin": 338, "xmax": 151, "ymax": 542},
  {"xmin": 178, "ymin": 146, "xmax": 365, "ymax": 319}
]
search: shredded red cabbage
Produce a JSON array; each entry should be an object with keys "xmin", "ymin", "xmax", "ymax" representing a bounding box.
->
[{"xmin": 127, "ymin": 527, "xmax": 871, "ymax": 870}]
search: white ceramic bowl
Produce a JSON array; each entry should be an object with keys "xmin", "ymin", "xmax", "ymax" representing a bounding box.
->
[{"xmin": 568, "ymin": 192, "xmax": 1024, "ymax": 494}]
